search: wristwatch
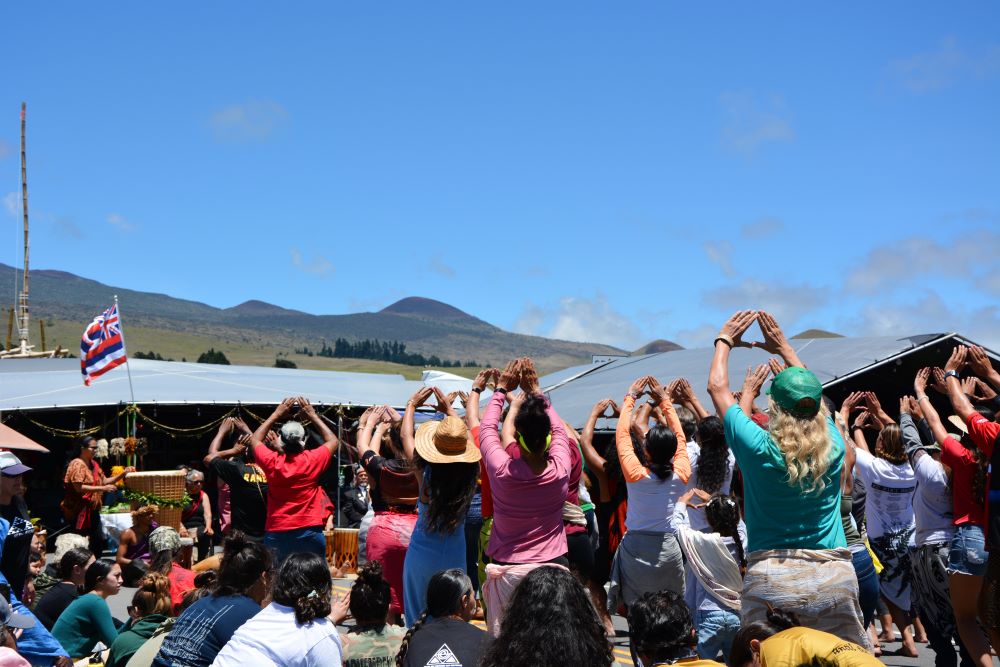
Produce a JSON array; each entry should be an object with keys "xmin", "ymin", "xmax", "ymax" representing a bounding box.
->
[{"xmin": 943, "ymin": 370, "xmax": 961, "ymax": 381}]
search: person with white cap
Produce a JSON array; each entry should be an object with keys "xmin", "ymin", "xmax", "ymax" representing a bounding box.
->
[
  {"xmin": 399, "ymin": 386, "xmax": 481, "ymax": 627},
  {"xmin": 251, "ymin": 397, "xmax": 339, "ymax": 563},
  {"xmin": 0, "ymin": 453, "xmax": 35, "ymax": 607}
]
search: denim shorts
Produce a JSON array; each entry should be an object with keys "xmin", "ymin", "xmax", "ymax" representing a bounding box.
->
[
  {"xmin": 696, "ymin": 608, "xmax": 741, "ymax": 661},
  {"xmin": 948, "ymin": 523, "xmax": 988, "ymax": 577}
]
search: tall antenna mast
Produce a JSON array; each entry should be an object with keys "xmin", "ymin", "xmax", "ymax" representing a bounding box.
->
[{"xmin": 18, "ymin": 102, "xmax": 30, "ymax": 354}]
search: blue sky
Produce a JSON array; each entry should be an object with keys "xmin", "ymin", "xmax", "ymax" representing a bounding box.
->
[{"xmin": 3, "ymin": 3, "xmax": 999, "ymax": 351}]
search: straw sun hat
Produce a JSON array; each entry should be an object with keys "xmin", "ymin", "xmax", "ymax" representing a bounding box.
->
[{"xmin": 414, "ymin": 416, "xmax": 482, "ymax": 464}]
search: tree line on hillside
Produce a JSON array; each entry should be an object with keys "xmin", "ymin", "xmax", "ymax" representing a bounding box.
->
[{"xmin": 295, "ymin": 338, "xmax": 479, "ymax": 368}]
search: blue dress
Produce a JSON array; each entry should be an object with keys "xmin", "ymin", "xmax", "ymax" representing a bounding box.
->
[{"xmin": 402, "ymin": 470, "xmax": 468, "ymax": 626}]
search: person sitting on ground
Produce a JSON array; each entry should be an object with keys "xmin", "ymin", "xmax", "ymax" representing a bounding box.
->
[
  {"xmin": 105, "ymin": 573, "xmax": 172, "ymax": 667},
  {"xmin": 0, "ymin": 595, "xmax": 36, "ymax": 667},
  {"xmin": 628, "ymin": 589, "xmax": 726, "ymax": 667},
  {"xmin": 211, "ymin": 551, "xmax": 342, "ymax": 667},
  {"xmin": 204, "ymin": 417, "xmax": 268, "ymax": 542},
  {"xmin": 33, "ymin": 548, "xmax": 94, "ymax": 631},
  {"xmin": 479, "ymin": 565, "xmax": 612, "ymax": 667},
  {"xmin": 395, "ymin": 569, "xmax": 486, "ymax": 667},
  {"xmin": 341, "ymin": 561, "xmax": 406, "ymax": 667},
  {"xmin": 147, "ymin": 527, "xmax": 195, "ymax": 614},
  {"xmin": 673, "ymin": 491, "xmax": 745, "ymax": 661},
  {"xmin": 707, "ymin": 311, "xmax": 866, "ymax": 648},
  {"xmin": 728, "ymin": 607, "xmax": 881, "ymax": 667},
  {"xmin": 180, "ymin": 471, "xmax": 213, "ymax": 563},
  {"xmin": 152, "ymin": 532, "xmax": 272, "ymax": 667},
  {"xmin": 124, "ymin": 571, "xmax": 219, "ymax": 667},
  {"xmin": 252, "ymin": 397, "xmax": 339, "ymax": 563},
  {"xmin": 51, "ymin": 559, "xmax": 123, "ymax": 659},
  {"xmin": 117, "ymin": 505, "xmax": 159, "ymax": 587}
]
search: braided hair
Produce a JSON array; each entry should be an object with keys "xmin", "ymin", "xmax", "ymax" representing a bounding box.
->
[
  {"xmin": 695, "ymin": 416, "xmax": 730, "ymax": 494},
  {"xmin": 704, "ymin": 495, "xmax": 746, "ymax": 574},
  {"xmin": 396, "ymin": 569, "xmax": 471, "ymax": 667}
]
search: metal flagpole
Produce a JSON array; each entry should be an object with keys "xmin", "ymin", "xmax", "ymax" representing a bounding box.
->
[
  {"xmin": 336, "ymin": 414, "xmax": 343, "ymax": 528},
  {"xmin": 114, "ymin": 294, "xmax": 137, "ymax": 433}
]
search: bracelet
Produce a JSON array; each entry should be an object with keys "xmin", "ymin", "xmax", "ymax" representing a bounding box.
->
[
  {"xmin": 627, "ymin": 391, "xmax": 640, "ymax": 400},
  {"xmin": 917, "ymin": 396, "xmax": 929, "ymax": 402},
  {"xmin": 714, "ymin": 334, "xmax": 734, "ymax": 348},
  {"xmin": 471, "ymin": 387, "xmax": 483, "ymax": 394},
  {"xmin": 944, "ymin": 370, "xmax": 960, "ymax": 381}
]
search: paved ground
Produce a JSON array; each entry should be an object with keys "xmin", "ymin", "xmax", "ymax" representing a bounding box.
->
[{"xmin": 102, "ymin": 576, "xmax": 962, "ymax": 667}]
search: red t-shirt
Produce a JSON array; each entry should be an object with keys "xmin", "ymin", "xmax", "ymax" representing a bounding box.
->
[
  {"xmin": 966, "ymin": 413, "xmax": 998, "ymax": 548},
  {"xmin": 254, "ymin": 445, "xmax": 332, "ymax": 532},
  {"xmin": 168, "ymin": 565, "xmax": 196, "ymax": 614},
  {"xmin": 941, "ymin": 434, "xmax": 986, "ymax": 527}
]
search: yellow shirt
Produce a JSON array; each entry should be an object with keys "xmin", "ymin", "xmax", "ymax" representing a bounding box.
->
[{"xmin": 761, "ymin": 627, "xmax": 879, "ymax": 667}]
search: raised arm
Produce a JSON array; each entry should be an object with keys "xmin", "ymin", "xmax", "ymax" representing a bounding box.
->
[
  {"xmin": 298, "ymin": 397, "xmax": 338, "ymax": 455},
  {"xmin": 465, "ymin": 369, "xmax": 498, "ymax": 429},
  {"xmin": 757, "ymin": 311, "xmax": 804, "ymax": 369},
  {"xmin": 252, "ymin": 398, "xmax": 293, "ymax": 453},
  {"xmin": 616, "ymin": 377, "xmax": 651, "ymax": 483},
  {"xmin": 480, "ymin": 359, "xmax": 522, "ymax": 472},
  {"xmin": 648, "ymin": 378, "xmax": 691, "ymax": 484},
  {"xmin": 707, "ymin": 311, "xmax": 758, "ymax": 416},
  {"xmin": 943, "ymin": 346, "xmax": 977, "ymax": 422},
  {"xmin": 863, "ymin": 391, "xmax": 895, "ymax": 426},
  {"xmin": 914, "ymin": 368, "xmax": 949, "ymax": 446},
  {"xmin": 501, "ymin": 391, "xmax": 525, "ymax": 445},
  {"xmin": 671, "ymin": 378, "xmax": 709, "ymax": 421},
  {"xmin": 968, "ymin": 345, "xmax": 1000, "ymax": 392},
  {"xmin": 355, "ymin": 407, "xmax": 380, "ymax": 458},
  {"xmin": 204, "ymin": 418, "xmax": 252, "ymax": 466},
  {"xmin": 581, "ymin": 399, "xmax": 611, "ymax": 502},
  {"xmin": 739, "ymin": 364, "xmax": 770, "ymax": 416},
  {"xmin": 401, "ymin": 388, "xmax": 434, "ymax": 462}
]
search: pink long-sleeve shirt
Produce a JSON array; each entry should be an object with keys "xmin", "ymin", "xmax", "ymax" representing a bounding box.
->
[{"xmin": 481, "ymin": 391, "xmax": 573, "ymax": 563}]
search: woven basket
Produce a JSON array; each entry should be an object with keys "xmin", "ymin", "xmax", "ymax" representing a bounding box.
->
[{"xmin": 124, "ymin": 470, "xmax": 186, "ymax": 530}]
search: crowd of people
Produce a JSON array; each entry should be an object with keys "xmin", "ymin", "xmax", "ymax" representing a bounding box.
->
[{"xmin": 0, "ymin": 310, "xmax": 995, "ymax": 666}]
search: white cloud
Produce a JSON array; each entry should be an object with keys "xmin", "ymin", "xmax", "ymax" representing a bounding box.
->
[
  {"xmin": 514, "ymin": 294, "xmax": 643, "ymax": 349},
  {"xmin": 209, "ymin": 101, "xmax": 288, "ymax": 143},
  {"xmin": 703, "ymin": 240, "xmax": 734, "ymax": 276},
  {"xmin": 107, "ymin": 213, "xmax": 136, "ymax": 232},
  {"xmin": 290, "ymin": 248, "xmax": 333, "ymax": 277},
  {"xmin": 703, "ymin": 278, "xmax": 830, "ymax": 326},
  {"xmin": 890, "ymin": 37, "xmax": 1000, "ymax": 93},
  {"xmin": 740, "ymin": 217, "xmax": 785, "ymax": 238},
  {"xmin": 3, "ymin": 192, "xmax": 17, "ymax": 217},
  {"xmin": 845, "ymin": 231, "xmax": 1000, "ymax": 292},
  {"xmin": 428, "ymin": 257, "xmax": 455, "ymax": 279},
  {"xmin": 720, "ymin": 92, "xmax": 795, "ymax": 155}
]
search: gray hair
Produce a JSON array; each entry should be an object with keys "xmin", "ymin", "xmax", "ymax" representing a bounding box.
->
[{"xmin": 186, "ymin": 469, "xmax": 204, "ymax": 483}]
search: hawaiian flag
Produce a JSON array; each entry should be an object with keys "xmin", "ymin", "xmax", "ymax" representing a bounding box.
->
[{"xmin": 81, "ymin": 304, "xmax": 127, "ymax": 385}]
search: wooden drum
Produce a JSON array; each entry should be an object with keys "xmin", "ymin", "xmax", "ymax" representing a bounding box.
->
[
  {"xmin": 324, "ymin": 531, "xmax": 336, "ymax": 565},
  {"xmin": 332, "ymin": 528, "xmax": 359, "ymax": 574}
]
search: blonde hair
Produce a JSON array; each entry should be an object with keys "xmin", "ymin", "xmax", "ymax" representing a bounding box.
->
[
  {"xmin": 131, "ymin": 505, "xmax": 159, "ymax": 522},
  {"xmin": 132, "ymin": 572, "xmax": 173, "ymax": 616},
  {"xmin": 767, "ymin": 397, "xmax": 834, "ymax": 495}
]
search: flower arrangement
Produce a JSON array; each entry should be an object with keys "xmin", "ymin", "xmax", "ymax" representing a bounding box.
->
[
  {"xmin": 109, "ymin": 438, "xmax": 126, "ymax": 458},
  {"xmin": 94, "ymin": 439, "xmax": 109, "ymax": 460}
]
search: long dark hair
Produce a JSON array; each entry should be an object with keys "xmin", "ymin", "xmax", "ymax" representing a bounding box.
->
[
  {"xmin": 271, "ymin": 552, "xmax": 332, "ymax": 625},
  {"xmin": 416, "ymin": 458, "xmax": 478, "ymax": 534},
  {"xmin": 73, "ymin": 436, "xmax": 97, "ymax": 459},
  {"xmin": 695, "ymin": 416, "xmax": 730, "ymax": 493},
  {"xmin": 84, "ymin": 559, "xmax": 114, "ymax": 592},
  {"xmin": 58, "ymin": 547, "xmax": 93, "ymax": 580},
  {"xmin": 705, "ymin": 495, "xmax": 746, "ymax": 574},
  {"xmin": 643, "ymin": 424, "xmax": 677, "ymax": 481},
  {"xmin": 149, "ymin": 548, "xmax": 175, "ymax": 576},
  {"xmin": 350, "ymin": 561, "xmax": 391, "ymax": 625},
  {"xmin": 513, "ymin": 395, "xmax": 552, "ymax": 454},
  {"xmin": 216, "ymin": 531, "xmax": 273, "ymax": 598},
  {"xmin": 396, "ymin": 568, "xmax": 471, "ymax": 667},
  {"xmin": 479, "ymin": 566, "xmax": 614, "ymax": 667},
  {"xmin": 628, "ymin": 590, "xmax": 696, "ymax": 664},
  {"xmin": 728, "ymin": 607, "xmax": 800, "ymax": 667}
]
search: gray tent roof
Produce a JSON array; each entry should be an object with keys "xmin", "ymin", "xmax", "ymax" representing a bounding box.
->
[
  {"xmin": 0, "ymin": 358, "xmax": 425, "ymax": 411},
  {"xmin": 539, "ymin": 333, "xmax": 995, "ymax": 428}
]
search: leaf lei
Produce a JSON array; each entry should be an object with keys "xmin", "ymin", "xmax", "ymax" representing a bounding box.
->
[{"xmin": 121, "ymin": 488, "xmax": 192, "ymax": 509}]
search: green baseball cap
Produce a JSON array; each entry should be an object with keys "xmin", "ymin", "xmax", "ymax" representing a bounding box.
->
[{"xmin": 767, "ymin": 366, "xmax": 823, "ymax": 418}]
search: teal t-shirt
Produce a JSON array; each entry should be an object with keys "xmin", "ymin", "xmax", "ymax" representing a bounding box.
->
[
  {"xmin": 51, "ymin": 592, "xmax": 122, "ymax": 658},
  {"xmin": 723, "ymin": 404, "xmax": 846, "ymax": 553}
]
